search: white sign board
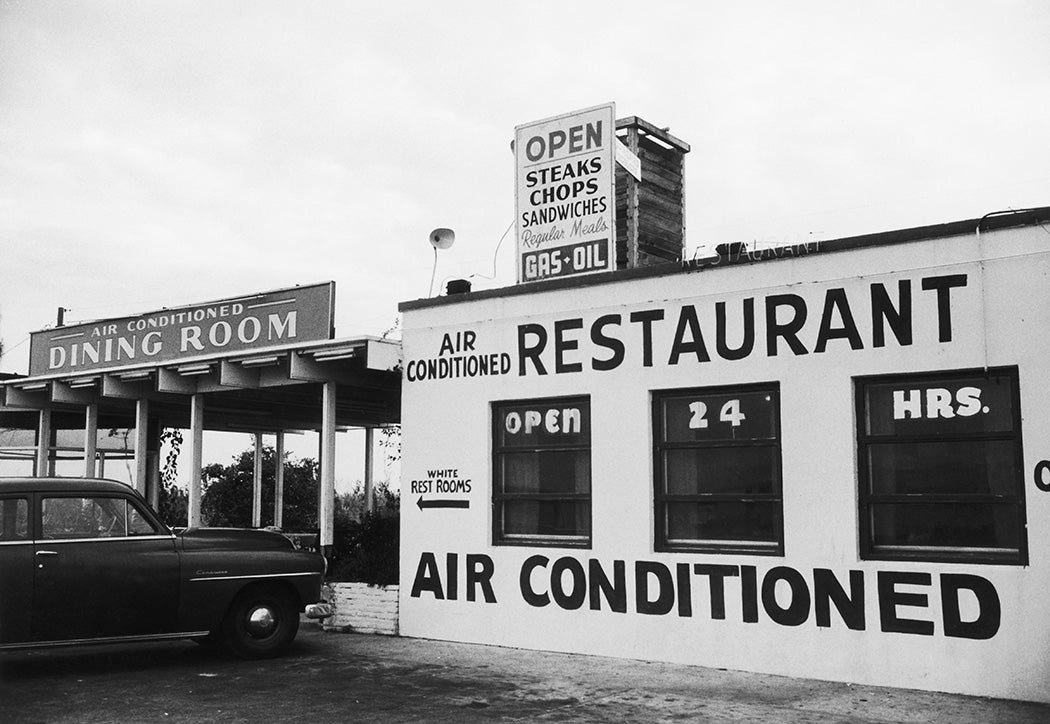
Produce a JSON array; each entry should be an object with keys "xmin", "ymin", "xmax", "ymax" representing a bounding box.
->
[
  {"xmin": 515, "ymin": 103, "xmax": 616, "ymax": 283},
  {"xmin": 615, "ymin": 138, "xmax": 642, "ymax": 182}
]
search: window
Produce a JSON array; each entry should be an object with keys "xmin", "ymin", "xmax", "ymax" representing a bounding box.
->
[
  {"xmin": 653, "ymin": 383, "xmax": 783, "ymax": 555},
  {"xmin": 42, "ymin": 497, "xmax": 159, "ymax": 539},
  {"xmin": 493, "ymin": 396, "xmax": 591, "ymax": 547},
  {"xmin": 856, "ymin": 367, "xmax": 1026, "ymax": 564},
  {"xmin": 0, "ymin": 498, "xmax": 29, "ymax": 541},
  {"xmin": 128, "ymin": 504, "xmax": 158, "ymax": 535}
]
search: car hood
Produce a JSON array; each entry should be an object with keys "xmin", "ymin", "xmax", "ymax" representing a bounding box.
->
[{"xmin": 177, "ymin": 527, "xmax": 297, "ymax": 551}]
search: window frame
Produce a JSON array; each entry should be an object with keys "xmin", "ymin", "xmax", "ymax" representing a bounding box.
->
[
  {"xmin": 491, "ymin": 394, "xmax": 592, "ymax": 549},
  {"xmin": 652, "ymin": 382, "xmax": 784, "ymax": 556},
  {"xmin": 855, "ymin": 366, "xmax": 1028, "ymax": 566}
]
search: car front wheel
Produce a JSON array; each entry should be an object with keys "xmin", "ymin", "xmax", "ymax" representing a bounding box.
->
[{"xmin": 222, "ymin": 586, "xmax": 300, "ymax": 659}]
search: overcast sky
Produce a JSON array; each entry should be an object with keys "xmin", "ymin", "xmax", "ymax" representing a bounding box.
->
[{"xmin": 3, "ymin": 0, "xmax": 1049, "ymax": 372}]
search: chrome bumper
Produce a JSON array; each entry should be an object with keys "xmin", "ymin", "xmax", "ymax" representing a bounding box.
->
[{"xmin": 304, "ymin": 602, "xmax": 334, "ymax": 620}]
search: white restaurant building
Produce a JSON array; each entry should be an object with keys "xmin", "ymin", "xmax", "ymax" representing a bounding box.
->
[{"xmin": 397, "ymin": 203, "xmax": 1050, "ymax": 703}]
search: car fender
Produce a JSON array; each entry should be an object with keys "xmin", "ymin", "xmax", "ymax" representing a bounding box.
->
[{"xmin": 177, "ymin": 528, "xmax": 325, "ymax": 632}]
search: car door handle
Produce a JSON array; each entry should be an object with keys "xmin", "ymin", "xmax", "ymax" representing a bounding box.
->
[{"xmin": 36, "ymin": 550, "xmax": 58, "ymax": 568}]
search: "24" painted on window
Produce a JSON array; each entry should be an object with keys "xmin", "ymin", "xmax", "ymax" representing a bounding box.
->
[{"xmin": 688, "ymin": 399, "xmax": 746, "ymax": 429}]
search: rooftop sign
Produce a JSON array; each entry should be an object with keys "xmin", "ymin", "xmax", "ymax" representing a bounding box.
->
[
  {"xmin": 29, "ymin": 282, "xmax": 335, "ymax": 376},
  {"xmin": 515, "ymin": 103, "xmax": 616, "ymax": 283}
]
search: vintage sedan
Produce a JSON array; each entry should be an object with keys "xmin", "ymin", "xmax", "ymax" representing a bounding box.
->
[{"xmin": 0, "ymin": 477, "xmax": 332, "ymax": 658}]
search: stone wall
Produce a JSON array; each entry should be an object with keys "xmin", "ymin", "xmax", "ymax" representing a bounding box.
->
[{"xmin": 322, "ymin": 582, "xmax": 399, "ymax": 635}]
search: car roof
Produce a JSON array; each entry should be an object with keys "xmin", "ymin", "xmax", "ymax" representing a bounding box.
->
[{"xmin": 0, "ymin": 477, "xmax": 141, "ymax": 495}]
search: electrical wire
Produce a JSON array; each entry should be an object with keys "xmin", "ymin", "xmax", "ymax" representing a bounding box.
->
[
  {"xmin": 0, "ymin": 335, "xmax": 30, "ymax": 360},
  {"xmin": 469, "ymin": 220, "xmax": 514, "ymax": 281}
]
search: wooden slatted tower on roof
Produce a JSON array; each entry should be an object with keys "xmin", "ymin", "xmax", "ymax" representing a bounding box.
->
[{"xmin": 614, "ymin": 116, "xmax": 691, "ymax": 269}]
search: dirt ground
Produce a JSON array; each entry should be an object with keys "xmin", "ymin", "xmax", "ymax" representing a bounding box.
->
[{"xmin": 2, "ymin": 625, "xmax": 1048, "ymax": 723}]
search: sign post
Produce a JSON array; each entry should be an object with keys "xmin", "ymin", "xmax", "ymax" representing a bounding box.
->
[{"xmin": 515, "ymin": 103, "xmax": 616, "ymax": 283}]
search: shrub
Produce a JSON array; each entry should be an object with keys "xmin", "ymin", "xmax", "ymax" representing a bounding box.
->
[
  {"xmin": 328, "ymin": 511, "xmax": 400, "ymax": 585},
  {"xmin": 326, "ymin": 480, "xmax": 400, "ymax": 585}
]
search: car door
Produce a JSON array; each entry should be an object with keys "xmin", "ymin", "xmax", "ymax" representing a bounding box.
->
[
  {"xmin": 32, "ymin": 493, "xmax": 181, "ymax": 642},
  {"xmin": 0, "ymin": 495, "xmax": 33, "ymax": 645}
]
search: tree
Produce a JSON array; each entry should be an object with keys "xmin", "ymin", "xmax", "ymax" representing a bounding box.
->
[
  {"xmin": 201, "ymin": 446, "xmax": 319, "ymax": 530},
  {"xmin": 379, "ymin": 424, "xmax": 401, "ymax": 464},
  {"xmin": 157, "ymin": 428, "xmax": 188, "ymax": 527},
  {"xmin": 335, "ymin": 478, "xmax": 399, "ymax": 521}
]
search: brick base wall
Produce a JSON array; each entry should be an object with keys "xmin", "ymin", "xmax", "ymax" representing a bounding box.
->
[{"xmin": 322, "ymin": 582, "xmax": 399, "ymax": 635}]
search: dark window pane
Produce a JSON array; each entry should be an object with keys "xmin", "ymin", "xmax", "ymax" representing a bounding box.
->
[
  {"xmin": 662, "ymin": 390, "xmax": 776, "ymax": 443},
  {"xmin": 42, "ymin": 497, "xmax": 132, "ymax": 539},
  {"xmin": 496, "ymin": 400, "xmax": 589, "ymax": 448},
  {"xmin": 868, "ymin": 440, "xmax": 1019, "ymax": 496},
  {"xmin": 501, "ymin": 451, "xmax": 590, "ymax": 494},
  {"xmin": 42, "ymin": 498, "xmax": 92, "ymax": 539},
  {"xmin": 870, "ymin": 502, "xmax": 1020, "ymax": 550},
  {"xmin": 655, "ymin": 384, "xmax": 782, "ymax": 553},
  {"xmin": 0, "ymin": 498, "xmax": 28, "ymax": 541},
  {"xmin": 502, "ymin": 500, "xmax": 590, "ymax": 537},
  {"xmin": 93, "ymin": 498, "xmax": 127, "ymax": 537},
  {"xmin": 858, "ymin": 368, "xmax": 1024, "ymax": 563},
  {"xmin": 662, "ymin": 446, "xmax": 778, "ymax": 495},
  {"xmin": 128, "ymin": 505, "xmax": 158, "ymax": 535},
  {"xmin": 493, "ymin": 396, "xmax": 591, "ymax": 545},
  {"xmin": 664, "ymin": 501, "xmax": 780, "ymax": 544},
  {"xmin": 865, "ymin": 373, "xmax": 1014, "ymax": 436}
]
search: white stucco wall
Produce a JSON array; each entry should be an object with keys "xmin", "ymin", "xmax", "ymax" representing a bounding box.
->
[{"xmin": 398, "ymin": 225, "xmax": 1050, "ymax": 703}]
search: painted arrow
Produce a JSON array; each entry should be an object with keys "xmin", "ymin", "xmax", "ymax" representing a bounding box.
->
[{"xmin": 416, "ymin": 496, "xmax": 470, "ymax": 511}]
